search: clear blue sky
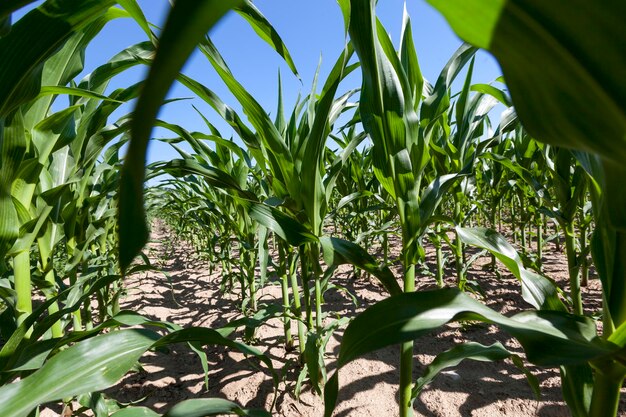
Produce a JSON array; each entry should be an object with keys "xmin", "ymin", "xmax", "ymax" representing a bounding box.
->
[{"xmin": 17, "ymin": 1, "xmax": 503, "ymax": 165}]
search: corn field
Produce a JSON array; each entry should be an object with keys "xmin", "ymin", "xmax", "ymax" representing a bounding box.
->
[{"xmin": 0, "ymin": 0, "xmax": 625, "ymax": 416}]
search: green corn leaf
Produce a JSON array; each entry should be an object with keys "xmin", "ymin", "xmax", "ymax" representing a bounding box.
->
[
  {"xmin": 234, "ymin": 0, "xmax": 299, "ymax": 79},
  {"xmin": 116, "ymin": 0, "xmax": 157, "ymax": 44},
  {"xmin": 36, "ymin": 86, "xmax": 124, "ymax": 103},
  {"xmin": 300, "ymin": 45, "xmax": 353, "ymax": 234},
  {"xmin": 0, "ymin": 329, "xmax": 159, "ymax": 417},
  {"xmin": 320, "ymin": 236, "xmax": 401, "ymax": 296},
  {"xmin": 119, "ymin": 0, "xmax": 243, "ymax": 271},
  {"xmin": 399, "ymin": 3, "xmax": 423, "ymax": 111},
  {"xmin": 324, "ymin": 288, "xmax": 614, "ymax": 417},
  {"xmin": 426, "ymin": 0, "xmax": 626, "ymax": 164},
  {"xmin": 560, "ymin": 364, "xmax": 594, "ymax": 417},
  {"xmin": 411, "ymin": 342, "xmax": 539, "ymax": 400},
  {"xmin": 418, "ymin": 172, "xmax": 466, "ymax": 229},
  {"xmin": 243, "ymin": 201, "xmax": 318, "ymax": 247},
  {"xmin": 344, "ymin": 0, "xmax": 423, "ymax": 263},
  {"xmin": 160, "ymin": 158, "xmax": 255, "ymax": 200},
  {"xmin": 0, "ymin": 111, "xmax": 26, "ymax": 260},
  {"xmin": 0, "ymin": 313, "xmax": 276, "ymax": 416},
  {"xmin": 111, "ymin": 407, "xmax": 161, "ymax": 417},
  {"xmin": 198, "ymin": 37, "xmax": 296, "ymax": 199},
  {"xmin": 111, "ymin": 399, "xmax": 271, "ymax": 417},
  {"xmin": 456, "ymin": 227, "xmax": 565, "ymax": 311},
  {"xmin": 0, "ymin": 0, "xmax": 117, "ymax": 117}
]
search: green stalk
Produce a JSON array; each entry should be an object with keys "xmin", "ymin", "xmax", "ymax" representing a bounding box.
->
[
  {"xmin": 289, "ymin": 249, "xmax": 306, "ymax": 357},
  {"xmin": 588, "ymin": 369, "xmax": 624, "ymax": 417},
  {"xmin": 580, "ymin": 223, "xmax": 589, "ymax": 287},
  {"xmin": 383, "ymin": 227, "xmax": 389, "ymax": 266},
  {"xmin": 434, "ymin": 224, "xmax": 444, "ymax": 287},
  {"xmin": 309, "ymin": 243, "xmax": 324, "ymax": 331},
  {"xmin": 511, "ymin": 196, "xmax": 517, "ymax": 244},
  {"xmin": 37, "ymin": 233, "xmax": 63, "ymax": 338},
  {"xmin": 13, "ymin": 251, "xmax": 33, "ymax": 330},
  {"xmin": 497, "ymin": 199, "xmax": 502, "ymax": 233},
  {"xmin": 248, "ymin": 259, "xmax": 257, "ymax": 313},
  {"xmin": 536, "ymin": 213, "xmax": 543, "ymax": 270},
  {"xmin": 454, "ymin": 202, "xmax": 465, "ymax": 289},
  {"xmin": 564, "ymin": 222, "xmax": 582, "ymax": 315},
  {"xmin": 519, "ymin": 195, "xmax": 527, "ymax": 254},
  {"xmin": 66, "ymin": 235, "xmax": 83, "ymax": 331},
  {"xmin": 400, "ymin": 262, "xmax": 416, "ymax": 417},
  {"xmin": 299, "ymin": 246, "xmax": 313, "ymax": 329},
  {"xmin": 281, "ymin": 274, "xmax": 293, "ymax": 349},
  {"xmin": 83, "ymin": 300, "xmax": 93, "ymax": 331},
  {"xmin": 277, "ymin": 243, "xmax": 293, "ymax": 350}
]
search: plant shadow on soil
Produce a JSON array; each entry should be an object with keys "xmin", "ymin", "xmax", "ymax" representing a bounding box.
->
[{"xmin": 94, "ymin": 222, "xmax": 623, "ymax": 417}]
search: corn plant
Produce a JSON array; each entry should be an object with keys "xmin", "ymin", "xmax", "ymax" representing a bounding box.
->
[{"xmin": 327, "ymin": 2, "xmax": 488, "ymax": 414}]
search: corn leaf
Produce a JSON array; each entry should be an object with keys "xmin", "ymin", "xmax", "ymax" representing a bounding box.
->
[
  {"xmin": 320, "ymin": 236, "xmax": 401, "ymax": 296},
  {"xmin": 411, "ymin": 342, "xmax": 539, "ymax": 400},
  {"xmin": 111, "ymin": 399, "xmax": 270, "ymax": 417},
  {"xmin": 0, "ymin": 329, "xmax": 159, "ymax": 417},
  {"xmin": 426, "ymin": 0, "xmax": 626, "ymax": 164},
  {"xmin": 0, "ymin": 0, "xmax": 116, "ymax": 117},
  {"xmin": 324, "ymin": 288, "xmax": 614, "ymax": 416},
  {"xmin": 119, "ymin": 0, "xmax": 243, "ymax": 271},
  {"xmin": 457, "ymin": 227, "xmax": 565, "ymax": 311}
]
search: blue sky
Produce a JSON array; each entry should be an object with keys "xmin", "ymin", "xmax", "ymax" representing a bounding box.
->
[{"xmin": 17, "ymin": 1, "xmax": 503, "ymax": 165}]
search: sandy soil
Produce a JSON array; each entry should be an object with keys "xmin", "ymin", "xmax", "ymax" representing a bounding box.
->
[{"xmin": 45, "ymin": 220, "xmax": 626, "ymax": 416}]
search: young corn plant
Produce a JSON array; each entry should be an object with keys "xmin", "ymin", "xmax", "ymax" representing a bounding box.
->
[{"xmin": 322, "ymin": 2, "xmax": 483, "ymax": 415}]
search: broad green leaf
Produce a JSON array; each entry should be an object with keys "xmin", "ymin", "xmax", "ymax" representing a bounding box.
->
[
  {"xmin": 560, "ymin": 364, "xmax": 593, "ymax": 417},
  {"xmin": 116, "ymin": 0, "xmax": 157, "ymax": 44},
  {"xmin": 457, "ymin": 227, "xmax": 565, "ymax": 311},
  {"xmin": 418, "ymin": 172, "xmax": 465, "ymax": 229},
  {"xmin": 300, "ymin": 46, "xmax": 352, "ymax": 234},
  {"xmin": 0, "ymin": 0, "xmax": 116, "ymax": 117},
  {"xmin": 399, "ymin": 3, "xmax": 423, "ymax": 110},
  {"xmin": 111, "ymin": 407, "xmax": 160, "ymax": 417},
  {"xmin": 243, "ymin": 201, "xmax": 317, "ymax": 247},
  {"xmin": 345, "ymin": 0, "xmax": 422, "ymax": 264},
  {"xmin": 119, "ymin": 0, "xmax": 242, "ymax": 271},
  {"xmin": 427, "ymin": 0, "xmax": 626, "ymax": 164},
  {"xmin": 412, "ymin": 342, "xmax": 539, "ymax": 400},
  {"xmin": 0, "ymin": 111, "xmax": 26, "ymax": 259},
  {"xmin": 234, "ymin": 0, "xmax": 299, "ymax": 79},
  {"xmin": 320, "ymin": 236, "xmax": 401, "ymax": 296},
  {"xmin": 165, "ymin": 398, "xmax": 270, "ymax": 417},
  {"xmin": 159, "ymin": 158, "xmax": 255, "ymax": 200},
  {"xmin": 198, "ymin": 37, "xmax": 296, "ymax": 199},
  {"xmin": 0, "ymin": 329, "xmax": 159, "ymax": 417},
  {"xmin": 36, "ymin": 86, "xmax": 124, "ymax": 103},
  {"xmin": 324, "ymin": 288, "xmax": 613, "ymax": 417}
]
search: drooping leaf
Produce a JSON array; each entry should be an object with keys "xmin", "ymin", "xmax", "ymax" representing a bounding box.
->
[
  {"xmin": 320, "ymin": 236, "xmax": 401, "ymax": 296},
  {"xmin": 0, "ymin": 329, "xmax": 159, "ymax": 417},
  {"xmin": 412, "ymin": 342, "xmax": 539, "ymax": 400},
  {"xmin": 456, "ymin": 227, "xmax": 565, "ymax": 311},
  {"xmin": 324, "ymin": 288, "xmax": 611, "ymax": 416},
  {"xmin": 119, "ymin": 0, "xmax": 243, "ymax": 271}
]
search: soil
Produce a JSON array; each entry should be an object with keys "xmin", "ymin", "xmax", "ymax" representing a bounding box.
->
[{"xmin": 43, "ymin": 220, "xmax": 626, "ymax": 416}]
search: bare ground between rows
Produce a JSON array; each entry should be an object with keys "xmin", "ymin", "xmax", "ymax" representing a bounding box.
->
[{"xmin": 54, "ymin": 221, "xmax": 626, "ymax": 416}]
